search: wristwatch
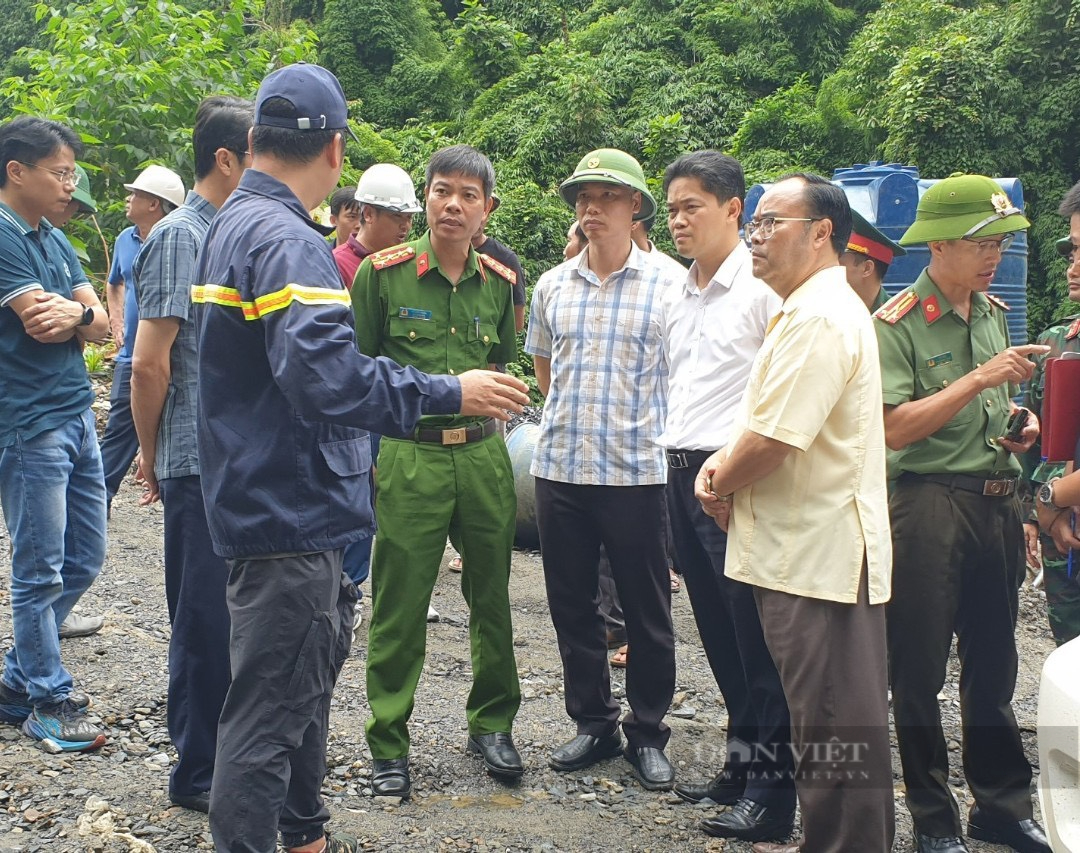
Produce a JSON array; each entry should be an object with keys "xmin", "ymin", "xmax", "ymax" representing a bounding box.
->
[
  {"xmin": 1038, "ymin": 477, "xmax": 1064, "ymax": 512},
  {"xmin": 80, "ymin": 305, "xmax": 94, "ymax": 326}
]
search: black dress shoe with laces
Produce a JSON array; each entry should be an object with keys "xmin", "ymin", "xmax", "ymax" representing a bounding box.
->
[
  {"xmin": 674, "ymin": 771, "xmax": 745, "ymax": 805},
  {"xmin": 549, "ymin": 731, "xmax": 623, "ymax": 771},
  {"xmin": 371, "ymin": 757, "xmax": 411, "ymax": 798},
  {"xmin": 624, "ymin": 745, "xmax": 675, "ymax": 791},
  {"xmin": 701, "ymin": 797, "xmax": 795, "ymax": 841},
  {"xmin": 967, "ymin": 805, "xmax": 1051, "ymax": 853},
  {"xmin": 467, "ymin": 732, "xmax": 524, "ymax": 784},
  {"xmin": 912, "ymin": 831, "xmax": 969, "ymax": 853}
]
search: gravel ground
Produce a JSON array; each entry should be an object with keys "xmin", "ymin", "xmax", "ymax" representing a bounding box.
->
[{"xmin": 0, "ymin": 408, "xmax": 1058, "ymax": 851}]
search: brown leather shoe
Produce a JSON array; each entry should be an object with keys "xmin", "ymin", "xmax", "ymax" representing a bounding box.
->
[{"xmin": 751, "ymin": 841, "xmax": 801, "ymax": 853}]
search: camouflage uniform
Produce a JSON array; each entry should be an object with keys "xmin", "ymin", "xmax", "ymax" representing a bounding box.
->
[{"xmin": 1023, "ymin": 313, "xmax": 1080, "ymax": 645}]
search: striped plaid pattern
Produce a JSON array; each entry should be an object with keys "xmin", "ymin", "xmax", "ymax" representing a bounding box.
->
[
  {"xmin": 132, "ymin": 191, "xmax": 215, "ymax": 480},
  {"xmin": 525, "ymin": 244, "xmax": 672, "ymax": 486}
]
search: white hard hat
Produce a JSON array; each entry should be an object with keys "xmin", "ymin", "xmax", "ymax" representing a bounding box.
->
[
  {"xmin": 354, "ymin": 163, "xmax": 422, "ymax": 214},
  {"xmin": 124, "ymin": 165, "xmax": 186, "ymax": 209}
]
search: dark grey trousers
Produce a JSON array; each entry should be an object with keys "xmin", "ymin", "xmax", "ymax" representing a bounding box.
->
[{"xmin": 209, "ymin": 550, "xmax": 356, "ymax": 853}]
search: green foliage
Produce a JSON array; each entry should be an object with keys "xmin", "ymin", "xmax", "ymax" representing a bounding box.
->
[
  {"xmin": 0, "ymin": 0, "xmax": 313, "ymax": 272},
  {"xmin": 82, "ymin": 342, "xmax": 108, "ymax": 375}
]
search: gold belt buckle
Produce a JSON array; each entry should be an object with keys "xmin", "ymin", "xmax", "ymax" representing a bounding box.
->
[
  {"xmin": 983, "ymin": 479, "xmax": 1007, "ymax": 496},
  {"xmin": 442, "ymin": 427, "xmax": 467, "ymax": 446}
]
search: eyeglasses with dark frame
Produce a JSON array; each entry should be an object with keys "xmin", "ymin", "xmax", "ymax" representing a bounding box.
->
[
  {"xmin": 961, "ymin": 233, "xmax": 1015, "ymax": 255},
  {"xmin": 17, "ymin": 161, "xmax": 81, "ymax": 187},
  {"xmin": 744, "ymin": 216, "xmax": 822, "ymax": 242}
]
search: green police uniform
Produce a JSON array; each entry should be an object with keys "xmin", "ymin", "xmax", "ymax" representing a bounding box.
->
[
  {"xmin": 871, "ymin": 287, "xmax": 889, "ymax": 312},
  {"xmin": 875, "ymin": 174, "xmax": 1037, "ymax": 840},
  {"xmin": 1023, "ymin": 308, "xmax": 1080, "ymax": 646},
  {"xmin": 352, "ymin": 231, "xmax": 521, "ymax": 759}
]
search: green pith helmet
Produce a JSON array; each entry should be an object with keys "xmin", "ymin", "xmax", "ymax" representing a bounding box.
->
[
  {"xmin": 899, "ymin": 173, "xmax": 1029, "ymax": 246},
  {"xmin": 558, "ymin": 148, "xmax": 656, "ymax": 221},
  {"xmin": 1056, "ymin": 236, "xmax": 1076, "ymax": 259},
  {"xmin": 71, "ymin": 164, "xmax": 97, "ymax": 214}
]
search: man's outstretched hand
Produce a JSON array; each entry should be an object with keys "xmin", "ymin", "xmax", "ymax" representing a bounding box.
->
[{"xmin": 458, "ymin": 370, "xmax": 529, "ymax": 421}]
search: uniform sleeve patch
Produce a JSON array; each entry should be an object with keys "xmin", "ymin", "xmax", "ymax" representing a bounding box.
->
[
  {"xmin": 1066, "ymin": 317, "xmax": 1080, "ymax": 340},
  {"xmin": 873, "ymin": 289, "xmax": 919, "ymax": 325},
  {"xmin": 370, "ymin": 244, "xmax": 415, "ymax": 271},
  {"xmin": 479, "ymin": 253, "xmax": 517, "ymax": 285}
]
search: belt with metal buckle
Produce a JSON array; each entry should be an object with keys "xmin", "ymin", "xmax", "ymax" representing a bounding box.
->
[
  {"xmin": 901, "ymin": 472, "xmax": 1017, "ymax": 497},
  {"xmin": 666, "ymin": 449, "xmax": 714, "ymax": 469},
  {"xmin": 415, "ymin": 418, "xmax": 497, "ymax": 446}
]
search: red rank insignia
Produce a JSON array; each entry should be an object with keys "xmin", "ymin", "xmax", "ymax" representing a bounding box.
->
[
  {"xmin": 922, "ymin": 295, "xmax": 942, "ymax": 324},
  {"xmin": 416, "ymin": 252, "xmax": 430, "ymax": 277}
]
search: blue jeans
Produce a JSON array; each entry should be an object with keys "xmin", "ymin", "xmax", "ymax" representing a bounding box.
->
[
  {"xmin": 100, "ymin": 359, "xmax": 139, "ymax": 510},
  {"xmin": 0, "ymin": 409, "xmax": 106, "ymax": 705}
]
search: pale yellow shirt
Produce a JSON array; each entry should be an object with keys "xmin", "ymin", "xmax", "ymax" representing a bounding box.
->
[{"xmin": 724, "ymin": 266, "xmax": 892, "ymax": 605}]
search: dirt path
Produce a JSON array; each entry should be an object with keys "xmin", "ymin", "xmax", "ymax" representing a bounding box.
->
[{"xmin": 0, "ymin": 475, "xmax": 1058, "ymax": 851}]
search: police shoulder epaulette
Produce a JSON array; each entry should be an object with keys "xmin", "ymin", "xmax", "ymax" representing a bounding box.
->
[
  {"xmin": 1066, "ymin": 317, "xmax": 1080, "ymax": 340},
  {"xmin": 986, "ymin": 293, "xmax": 1010, "ymax": 312},
  {"xmin": 369, "ymin": 244, "xmax": 415, "ymax": 271},
  {"xmin": 873, "ymin": 289, "xmax": 919, "ymax": 325},
  {"xmin": 479, "ymin": 253, "xmax": 517, "ymax": 285}
]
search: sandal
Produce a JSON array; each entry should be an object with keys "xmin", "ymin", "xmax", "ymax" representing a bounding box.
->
[
  {"xmin": 669, "ymin": 569, "xmax": 681, "ymax": 593},
  {"xmin": 448, "ymin": 555, "xmax": 463, "ymax": 573},
  {"xmin": 610, "ymin": 644, "xmax": 628, "ymax": 669}
]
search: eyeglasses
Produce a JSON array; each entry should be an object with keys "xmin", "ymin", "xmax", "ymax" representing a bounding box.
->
[
  {"xmin": 744, "ymin": 216, "xmax": 821, "ymax": 242},
  {"xmin": 962, "ymin": 233, "xmax": 1014, "ymax": 255},
  {"xmin": 17, "ymin": 161, "xmax": 80, "ymax": 187}
]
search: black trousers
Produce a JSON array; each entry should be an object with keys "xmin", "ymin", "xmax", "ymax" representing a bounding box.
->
[
  {"xmin": 534, "ymin": 478, "xmax": 675, "ymax": 749},
  {"xmin": 665, "ymin": 456, "xmax": 795, "ymax": 809},
  {"xmin": 159, "ymin": 476, "xmax": 231, "ymax": 799},
  {"xmin": 888, "ymin": 477, "xmax": 1033, "ymax": 836},
  {"xmin": 100, "ymin": 359, "xmax": 140, "ymax": 510},
  {"xmin": 209, "ymin": 550, "xmax": 355, "ymax": 853}
]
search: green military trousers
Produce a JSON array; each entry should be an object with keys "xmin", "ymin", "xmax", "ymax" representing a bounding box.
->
[
  {"xmin": 365, "ymin": 431, "xmax": 521, "ymax": 759},
  {"xmin": 1038, "ymin": 534, "xmax": 1080, "ymax": 646}
]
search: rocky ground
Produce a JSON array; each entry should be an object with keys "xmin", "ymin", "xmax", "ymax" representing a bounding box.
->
[{"xmin": 0, "ymin": 397, "xmax": 1060, "ymax": 851}]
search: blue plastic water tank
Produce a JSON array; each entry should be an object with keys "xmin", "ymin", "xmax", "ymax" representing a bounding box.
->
[{"xmin": 744, "ymin": 162, "xmax": 1029, "ymax": 345}]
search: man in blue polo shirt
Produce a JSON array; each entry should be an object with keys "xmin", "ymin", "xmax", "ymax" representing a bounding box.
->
[
  {"xmin": 100, "ymin": 164, "xmax": 185, "ymax": 514},
  {"xmin": 0, "ymin": 116, "xmax": 110, "ymax": 752}
]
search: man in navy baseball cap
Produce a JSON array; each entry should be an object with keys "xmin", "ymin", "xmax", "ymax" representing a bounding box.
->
[{"xmin": 254, "ymin": 62, "xmax": 360, "ymax": 143}]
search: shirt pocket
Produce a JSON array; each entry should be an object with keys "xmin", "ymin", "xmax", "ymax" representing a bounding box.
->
[
  {"xmin": 466, "ymin": 322, "xmax": 500, "ymax": 348},
  {"xmin": 318, "ymin": 436, "xmax": 372, "ymax": 478},
  {"xmin": 916, "ymin": 362, "xmax": 975, "ymax": 425},
  {"xmin": 388, "ymin": 315, "xmax": 438, "ymax": 345}
]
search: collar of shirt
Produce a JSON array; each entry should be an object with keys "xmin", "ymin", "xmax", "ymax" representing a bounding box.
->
[
  {"xmin": 0, "ymin": 202, "xmax": 52, "ymax": 237},
  {"xmin": 576, "ymin": 240, "xmax": 647, "ymax": 286},
  {"xmin": 346, "ymin": 233, "xmax": 370, "ymax": 258},
  {"xmin": 177, "ymin": 189, "xmax": 218, "ymax": 229},
  {"xmin": 915, "ymin": 269, "xmax": 991, "ymax": 322},
  {"xmin": 686, "ymin": 241, "xmax": 752, "ymax": 296},
  {"xmin": 231, "ymin": 170, "xmax": 333, "ymax": 238},
  {"xmin": 416, "ymin": 229, "xmax": 484, "ymax": 284}
]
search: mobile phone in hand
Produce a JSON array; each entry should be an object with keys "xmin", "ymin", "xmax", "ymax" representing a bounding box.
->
[{"xmin": 1003, "ymin": 408, "xmax": 1030, "ymax": 443}]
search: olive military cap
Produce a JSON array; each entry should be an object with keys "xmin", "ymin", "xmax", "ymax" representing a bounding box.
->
[
  {"xmin": 71, "ymin": 164, "xmax": 97, "ymax": 214},
  {"xmin": 559, "ymin": 148, "xmax": 656, "ymax": 221},
  {"xmin": 848, "ymin": 208, "xmax": 905, "ymax": 266},
  {"xmin": 899, "ymin": 173, "xmax": 1030, "ymax": 246}
]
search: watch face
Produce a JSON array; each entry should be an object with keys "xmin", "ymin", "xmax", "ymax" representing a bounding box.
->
[{"xmin": 1039, "ymin": 482, "xmax": 1054, "ymax": 506}]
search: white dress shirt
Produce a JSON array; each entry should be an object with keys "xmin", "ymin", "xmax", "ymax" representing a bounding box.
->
[{"xmin": 658, "ymin": 241, "xmax": 780, "ymax": 451}]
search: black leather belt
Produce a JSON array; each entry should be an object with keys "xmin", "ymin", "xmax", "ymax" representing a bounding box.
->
[
  {"xmin": 415, "ymin": 418, "xmax": 497, "ymax": 446},
  {"xmin": 900, "ymin": 472, "xmax": 1018, "ymax": 497},
  {"xmin": 666, "ymin": 449, "xmax": 715, "ymax": 469}
]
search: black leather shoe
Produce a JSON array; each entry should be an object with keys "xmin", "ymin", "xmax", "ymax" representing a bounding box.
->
[
  {"xmin": 467, "ymin": 732, "xmax": 524, "ymax": 784},
  {"xmin": 169, "ymin": 790, "xmax": 209, "ymax": 813},
  {"xmin": 701, "ymin": 797, "xmax": 795, "ymax": 841},
  {"xmin": 624, "ymin": 745, "xmax": 675, "ymax": 791},
  {"xmin": 913, "ymin": 832, "xmax": 969, "ymax": 853},
  {"xmin": 967, "ymin": 805, "xmax": 1051, "ymax": 853},
  {"xmin": 549, "ymin": 731, "xmax": 623, "ymax": 771},
  {"xmin": 674, "ymin": 771, "xmax": 745, "ymax": 805},
  {"xmin": 371, "ymin": 757, "xmax": 411, "ymax": 798}
]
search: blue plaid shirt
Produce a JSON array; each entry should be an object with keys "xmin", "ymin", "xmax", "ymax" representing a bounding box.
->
[
  {"xmin": 525, "ymin": 243, "xmax": 672, "ymax": 486},
  {"xmin": 133, "ymin": 191, "xmax": 216, "ymax": 481}
]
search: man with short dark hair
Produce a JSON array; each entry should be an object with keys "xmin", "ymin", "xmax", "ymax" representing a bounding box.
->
[
  {"xmin": 193, "ymin": 64, "xmax": 527, "ymax": 853},
  {"xmin": 697, "ymin": 173, "xmax": 895, "ymax": 852},
  {"xmin": 839, "ymin": 209, "xmax": 905, "ymax": 311},
  {"xmin": 527, "ymin": 148, "xmax": 679, "ymax": 792},
  {"xmin": 328, "ymin": 186, "xmax": 361, "ymax": 248},
  {"xmin": 354, "ymin": 144, "xmax": 524, "ymax": 797},
  {"xmin": 0, "ymin": 116, "xmax": 110, "ymax": 752},
  {"xmin": 660, "ymin": 151, "xmax": 794, "ymax": 844},
  {"xmin": 130, "ymin": 96, "xmax": 252, "ymax": 815}
]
